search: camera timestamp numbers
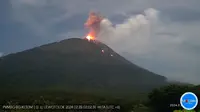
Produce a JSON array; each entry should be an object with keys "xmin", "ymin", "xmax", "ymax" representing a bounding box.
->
[{"xmin": 170, "ymin": 104, "xmax": 181, "ymax": 107}]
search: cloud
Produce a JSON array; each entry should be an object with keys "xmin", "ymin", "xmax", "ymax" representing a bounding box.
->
[
  {"xmin": 10, "ymin": 0, "xmax": 200, "ymax": 37},
  {"xmin": 160, "ymin": 8, "xmax": 200, "ymax": 23},
  {"xmin": 0, "ymin": 52, "xmax": 3, "ymax": 57},
  {"xmin": 97, "ymin": 8, "xmax": 200, "ymax": 84}
]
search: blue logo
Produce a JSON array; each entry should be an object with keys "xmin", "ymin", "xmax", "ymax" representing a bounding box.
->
[{"xmin": 180, "ymin": 92, "xmax": 198, "ymax": 110}]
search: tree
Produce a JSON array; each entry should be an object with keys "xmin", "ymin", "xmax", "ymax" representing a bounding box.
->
[{"xmin": 148, "ymin": 84, "xmax": 200, "ymax": 112}]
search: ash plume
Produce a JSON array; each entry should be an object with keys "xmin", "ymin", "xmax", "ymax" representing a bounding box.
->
[{"xmin": 85, "ymin": 12, "xmax": 103, "ymax": 38}]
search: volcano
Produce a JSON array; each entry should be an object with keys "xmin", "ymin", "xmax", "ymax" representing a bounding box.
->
[{"xmin": 0, "ymin": 38, "xmax": 167, "ymax": 94}]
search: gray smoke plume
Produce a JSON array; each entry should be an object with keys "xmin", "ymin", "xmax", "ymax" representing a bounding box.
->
[
  {"xmin": 95, "ymin": 8, "xmax": 200, "ymax": 84},
  {"xmin": 97, "ymin": 8, "xmax": 159, "ymax": 55}
]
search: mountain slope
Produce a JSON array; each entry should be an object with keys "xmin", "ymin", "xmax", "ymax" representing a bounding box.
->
[{"xmin": 0, "ymin": 38, "xmax": 167, "ymax": 93}]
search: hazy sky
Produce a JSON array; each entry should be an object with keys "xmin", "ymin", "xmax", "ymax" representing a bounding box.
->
[{"xmin": 0, "ymin": 0, "xmax": 200, "ymax": 84}]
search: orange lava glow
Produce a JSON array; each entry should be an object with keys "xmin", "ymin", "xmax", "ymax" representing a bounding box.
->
[{"xmin": 86, "ymin": 35, "xmax": 94, "ymax": 41}]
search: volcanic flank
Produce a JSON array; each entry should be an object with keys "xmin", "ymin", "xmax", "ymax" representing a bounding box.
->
[{"xmin": 0, "ymin": 38, "xmax": 167, "ymax": 94}]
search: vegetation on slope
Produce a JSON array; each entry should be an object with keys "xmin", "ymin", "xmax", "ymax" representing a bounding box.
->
[{"xmin": 0, "ymin": 84, "xmax": 199, "ymax": 112}]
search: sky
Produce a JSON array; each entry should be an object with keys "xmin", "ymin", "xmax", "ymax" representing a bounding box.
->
[{"xmin": 0, "ymin": 0, "xmax": 200, "ymax": 84}]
